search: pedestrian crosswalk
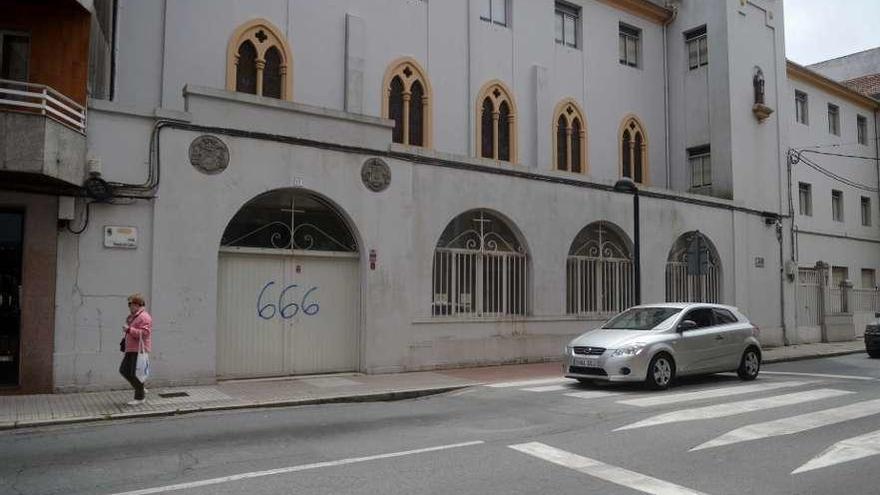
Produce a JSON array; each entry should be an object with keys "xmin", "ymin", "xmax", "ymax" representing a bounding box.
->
[{"xmin": 484, "ymin": 374, "xmax": 880, "ymax": 476}]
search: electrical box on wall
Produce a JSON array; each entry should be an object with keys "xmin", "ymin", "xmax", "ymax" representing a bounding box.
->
[
  {"xmin": 104, "ymin": 226, "xmax": 138, "ymax": 249},
  {"xmin": 58, "ymin": 197, "xmax": 76, "ymax": 220}
]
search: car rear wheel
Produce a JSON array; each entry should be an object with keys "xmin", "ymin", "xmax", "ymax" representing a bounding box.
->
[
  {"xmin": 645, "ymin": 353, "xmax": 674, "ymax": 390},
  {"xmin": 737, "ymin": 347, "xmax": 761, "ymax": 380},
  {"xmin": 868, "ymin": 350, "xmax": 880, "ymax": 359}
]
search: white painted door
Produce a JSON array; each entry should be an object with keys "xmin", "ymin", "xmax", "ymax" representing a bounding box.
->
[{"xmin": 217, "ymin": 250, "xmax": 359, "ymax": 379}]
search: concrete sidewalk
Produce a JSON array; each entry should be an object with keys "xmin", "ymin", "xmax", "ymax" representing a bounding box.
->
[{"xmin": 0, "ymin": 339, "xmax": 867, "ymax": 430}]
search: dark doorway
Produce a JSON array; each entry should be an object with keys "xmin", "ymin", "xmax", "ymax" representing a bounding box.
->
[{"xmin": 0, "ymin": 212, "xmax": 23, "ymax": 386}]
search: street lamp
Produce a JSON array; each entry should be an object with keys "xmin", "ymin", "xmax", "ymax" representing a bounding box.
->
[{"xmin": 614, "ymin": 178, "xmax": 640, "ymax": 305}]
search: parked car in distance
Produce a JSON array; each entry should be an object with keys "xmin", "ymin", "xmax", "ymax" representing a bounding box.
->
[
  {"xmin": 865, "ymin": 312, "xmax": 880, "ymax": 358},
  {"xmin": 565, "ymin": 303, "xmax": 762, "ymax": 390}
]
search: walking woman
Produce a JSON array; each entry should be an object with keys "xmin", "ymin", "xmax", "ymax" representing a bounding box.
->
[{"xmin": 120, "ymin": 293, "xmax": 152, "ymax": 405}]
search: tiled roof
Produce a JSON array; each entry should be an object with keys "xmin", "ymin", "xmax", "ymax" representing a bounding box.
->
[{"xmin": 842, "ymin": 74, "xmax": 880, "ymax": 99}]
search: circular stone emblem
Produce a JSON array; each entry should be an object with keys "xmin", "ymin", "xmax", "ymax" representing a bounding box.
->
[
  {"xmin": 189, "ymin": 135, "xmax": 229, "ymax": 174},
  {"xmin": 361, "ymin": 158, "xmax": 391, "ymax": 192}
]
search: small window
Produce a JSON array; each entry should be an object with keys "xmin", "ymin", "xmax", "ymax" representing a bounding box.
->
[
  {"xmin": 685, "ymin": 26, "xmax": 707, "ymax": 70},
  {"xmin": 862, "ymin": 196, "xmax": 871, "ymax": 226},
  {"xmin": 619, "ymin": 23, "xmax": 641, "ymax": 68},
  {"xmin": 682, "ymin": 308, "xmax": 715, "ymax": 329},
  {"xmin": 832, "ymin": 266, "xmax": 849, "ymax": 287},
  {"xmin": 0, "ymin": 32, "xmax": 30, "ymax": 82},
  {"xmin": 688, "ymin": 145, "xmax": 711, "ymax": 188},
  {"xmin": 795, "ymin": 90, "xmax": 808, "ymax": 125},
  {"xmin": 713, "ymin": 308, "xmax": 738, "ymax": 324},
  {"xmin": 832, "ymin": 190, "xmax": 843, "ymax": 222},
  {"xmin": 480, "ymin": 0, "xmax": 508, "ymax": 26},
  {"xmin": 862, "ymin": 268, "xmax": 876, "ymax": 289},
  {"xmin": 798, "ymin": 182, "xmax": 812, "ymax": 216},
  {"xmin": 555, "ymin": 2, "xmax": 580, "ymax": 48},
  {"xmin": 827, "ymin": 104, "xmax": 840, "ymax": 135},
  {"xmin": 857, "ymin": 115, "xmax": 868, "ymax": 145}
]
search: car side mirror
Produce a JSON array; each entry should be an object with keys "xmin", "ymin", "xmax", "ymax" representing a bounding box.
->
[{"xmin": 678, "ymin": 320, "xmax": 698, "ymax": 332}]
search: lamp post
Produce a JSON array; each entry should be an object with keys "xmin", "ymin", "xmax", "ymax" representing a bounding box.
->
[{"xmin": 614, "ymin": 178, "xmax": 640, "ymax": 305}]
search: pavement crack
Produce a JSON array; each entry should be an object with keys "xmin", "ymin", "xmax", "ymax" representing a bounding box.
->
[{"xmin": 178, "ymin": 449, "xmax": 200, "ymax": 475}]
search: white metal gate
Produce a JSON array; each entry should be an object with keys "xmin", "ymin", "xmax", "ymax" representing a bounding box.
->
[
  {"xmin": 217, "ymin": 250, "xmax": 359, "ymax": 378},
  {"xmin": 665, "ymin": 232, "xmax": 722, "ymax": 303},
  {"xmin": 797, "ymin": 268, "xmax": 822, "ymax": 328}
]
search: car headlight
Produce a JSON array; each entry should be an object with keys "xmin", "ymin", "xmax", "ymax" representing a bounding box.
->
[{"xmin": 611, "ymin": 343, "xmax": 647, "ymax": 357}]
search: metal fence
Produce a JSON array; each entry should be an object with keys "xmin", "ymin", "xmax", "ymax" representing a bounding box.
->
[
  {"xmin": 566, "ymin": 257, "xmax": 633, "ymax": 316},
  {"xmin": 665, "ymin": 261, "xmax": 721, "ymax": 303},
  {"xmin": 432, "ymin": 248, "xmax": 528, "ymax": 317},
  {"xmin": 0, "ymin": 78, "xmax": 86, "ymax": 133},
  {"xmin": 797, "ymin": 268, "xmax": 822, "ymax": 326}
]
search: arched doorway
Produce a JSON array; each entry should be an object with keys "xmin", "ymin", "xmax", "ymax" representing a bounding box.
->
[
  {"xmin": 216, "ymin": 189, "xmax": 359, "ymax": 378},
  {"xmin": 665, "ymin": 231, "xmax": 722, "ymax": 303}
]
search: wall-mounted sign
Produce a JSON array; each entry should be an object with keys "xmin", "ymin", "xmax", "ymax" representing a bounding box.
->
[
  {"xmin": 104, "ymin": 226, "xmax": 138, "ymax": 249},
  {"xmin": 189, "ymin": 135, "xmax": 229, "ymax": 174},
  {"xmin": 754, "ymin": 257, "xmax": 765, "ymax": 268},
  {"xmin": 361, "ymin": 158, "xmax": 391, "ymax": 192}
]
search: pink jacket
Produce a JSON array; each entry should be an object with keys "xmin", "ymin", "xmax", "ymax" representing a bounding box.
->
[{"xmin": 124, "ymin": 308, "xmax": 152, "ymax": 353}]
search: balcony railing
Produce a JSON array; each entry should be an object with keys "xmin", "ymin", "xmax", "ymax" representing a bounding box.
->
[{"xmin": 0, "ymin": 78, "xmax": 86, "ymax": 133}]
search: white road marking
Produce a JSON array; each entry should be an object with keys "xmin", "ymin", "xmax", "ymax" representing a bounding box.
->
[
  {"xmin": 106, "ymin": 440, "xmax": 485, "ymax": 495},
  {"xmin": 617, "ymin": 381, "xmax": 816, "ymax": 408},
  {"xmin": 614, "ymin": 389, "xmax": 853, "ymax": 431},
  {"xmin": 761, "ymin": 371, "xmax": 877, "ymax": 381},
  {"xmin": 692, "ymin": 398, "xmax": 880, "ymax": 451},
  {"xmin": 486, "ymin": 377, "xmax": 568, "ymax": 388},
  {"xmin": 564, "ymin": 390, "xmax": 621, "ymax": 399},
  {"xmin": 510, "ymin": 442, "xmax": 711, "ymax": 495},
  {"xmin": 521, "ymin": 384, "xmax": 572, "ymax": 392},
  {"xmin": 792, "ymin": 429, "xmax": 880, "ymax": 474}
]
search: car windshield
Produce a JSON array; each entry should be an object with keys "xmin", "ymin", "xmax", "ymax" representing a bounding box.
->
[{"xmin": 602, "ymin": 307, "xmax": 682, "ymax": 330}]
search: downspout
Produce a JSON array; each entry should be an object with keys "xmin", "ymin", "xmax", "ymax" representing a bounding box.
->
[
  {"xmin": 874, "ymin": 108, "xmax": 880, "ymax": 200},
  {"xmin": 662, "ymin": 4, "xmax": 678, "ymax": 189}
]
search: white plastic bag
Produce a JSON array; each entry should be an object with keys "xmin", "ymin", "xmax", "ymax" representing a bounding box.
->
[{"xmin": 135, "ymin": 339, "xmax": 150, "ymax": 383}]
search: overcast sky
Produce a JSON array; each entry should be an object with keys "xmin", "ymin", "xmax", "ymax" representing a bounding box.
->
[{"xmin": 784, "ymin": 0, "xmax": 880, "ymax": 65}]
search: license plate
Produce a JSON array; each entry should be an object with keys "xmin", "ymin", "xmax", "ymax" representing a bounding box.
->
[{"xmin": 574, "ymin": 357, "xmax": 598, "ymax": 367}]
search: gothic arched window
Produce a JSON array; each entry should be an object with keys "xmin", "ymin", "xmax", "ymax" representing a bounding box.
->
[
  {"xmin": 382, "ymin": 58, "xmax": 433, "ymax": 147},
  {"xmin": 476, "ymin": 81, "xmax": 517, "ymax": 163},
  {"xmin": 553, "ymin": 99, "xmax": 587, "ymax": 174},
  {"xmin": 227, "ymin": 19, "xmax": 293, "ymax": 100},
  {"xmin": 620, "ymin": 116, "xmax": 647, "ymax": 184}
]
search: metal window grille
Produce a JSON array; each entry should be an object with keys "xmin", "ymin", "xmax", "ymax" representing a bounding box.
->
[
  {"xmin": 432, "ymin": 211, "xmax": 528, "ymax": 317},
  {"xmin": 566, "ymin": 223, "xmax": 633, "ymax": 315},
  {"xmin": 665, "ymin": 233, "xmax": 722, "ymax": 303},
  {"xmin": 619, "ymin": 24, "xmax": 640, "ymax": 67}
]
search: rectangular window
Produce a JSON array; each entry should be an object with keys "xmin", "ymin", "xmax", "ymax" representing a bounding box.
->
[
  {"xmin": 827, "ymin": 103, "xmax": 840, "ymax": 135},
  {"xmin": 480, "ymin": 0, "xmax": 508, "ymax": 26},
  {"xmin": 857, "ymin": 115, "xmax": 868, "ymax": 145},
  {"xmin": 0, "ymin": 31, "xmax": 30, "ymax": 82},
  {"xmin": 685, "ymin": 26, "xmax": 708, "ymax": 70},
  {"xmin": 688, "ymin": 145, "xmax": 711, "ymax": 188},
  {"xmin": 832, "ymin": 190, "xmax": 843, "ymax": 222},
  {"xmin": 798, "ymin": 182, "xmax": 812, "ymax": 216},
  {"xmin": 795, "ymin": 90, "xmax": 808, "ymax": 125},
  {"xmin": 862, "ymin": 196, "xmax": 871, "ymax": 226},
  {"xmin": 832, "ymin": 266, "xmax": 849, "ymax": 287},
  {"xmin": 555, "ymin": 2, "xmax": 580, "ymax": 48},
  {"xmin": 862, "ymin": 268, "xmax": 876, "ymax": 289},
  {"xmin": 619, "ymin": 23, "xmax": 641, "ymax": 68}
]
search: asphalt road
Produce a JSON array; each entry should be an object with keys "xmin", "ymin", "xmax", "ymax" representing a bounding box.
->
[{"xmin": 2, "ymin": 354, "xmax": 879, "ymax": 495}]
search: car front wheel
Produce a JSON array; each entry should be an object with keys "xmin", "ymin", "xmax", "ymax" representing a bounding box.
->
[
  {"xmin": 737, "ymin": 348, "xmax": 761, "ymax": 380},
  {"xmin": 645, "ymin": 353, "xmax": 674, "ymax": 390}
]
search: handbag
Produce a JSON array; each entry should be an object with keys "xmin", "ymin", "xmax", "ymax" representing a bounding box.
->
[
  {"xmin": 119, "ymin": 337, "xmax": 126, "ymax": 353},
  {"xmin": 135, "ymin": 338, "xmax": 150, "ymax": 383}
]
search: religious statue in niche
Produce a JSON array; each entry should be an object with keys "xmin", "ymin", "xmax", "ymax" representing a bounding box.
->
[{"xmin": 752, "ymin": 67, "xmax": 774, "ymax": 122}]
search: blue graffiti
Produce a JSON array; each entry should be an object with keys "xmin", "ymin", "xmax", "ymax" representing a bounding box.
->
[{"xmin": 257, "ymin": 281, "xmax": 320, "ymax": 320}]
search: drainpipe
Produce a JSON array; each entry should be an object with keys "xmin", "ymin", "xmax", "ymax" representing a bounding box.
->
[{"xmin": 662, "ymin": 3, "xmax": 678, "ymax": 189}]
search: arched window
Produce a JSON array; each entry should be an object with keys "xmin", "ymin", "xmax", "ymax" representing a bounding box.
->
[
  {"xmin": 382, "ymin": 58, "xmax": 432, "ymax": 147},
  {"xmin": 227, "ymin": 19, "xmax": 293, "ymax": 100},
  {"xmin": 566, "ymin": 222, "xmax": 633, "ymax": 315},
  {"xmin": 665, "ymin": 231, "xmax": 722, "ymax": 303},
  {"xmin": 619, "ymin": 116, "xmax": 648, "ymax": 184},
  {"xmin": 432, "ymin": 210, "xmax": 528, "ymax": 317},
  {"xmin": 553, "ymin": 99, "xmax": 587, "ymax": 174},
  {"xmin": 476, "ymin": 81, "xmax": 517, "ymax": 163}
]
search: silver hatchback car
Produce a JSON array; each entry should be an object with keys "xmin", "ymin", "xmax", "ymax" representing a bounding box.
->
[{"xmin": 565, "ymin": 303, "xmax": 762, "ymax": 390}]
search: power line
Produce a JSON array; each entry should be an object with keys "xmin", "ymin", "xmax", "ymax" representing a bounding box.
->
[{"xmin": 789, "ymin": 150, "xmax": 880, "ymax": 193}]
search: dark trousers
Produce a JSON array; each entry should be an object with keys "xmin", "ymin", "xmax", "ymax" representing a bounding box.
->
[{"xmin": 119, "ymin": 352, "xmax": 146, "ymax": 400}]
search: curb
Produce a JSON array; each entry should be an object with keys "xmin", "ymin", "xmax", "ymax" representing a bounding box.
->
[
  {"xmin": 0, "ymin": 384, "xmax": 477, "ymax": 431},
  {"xmin": 763, "ymin": 348, "xmax": 866, "ymax": 364}
]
